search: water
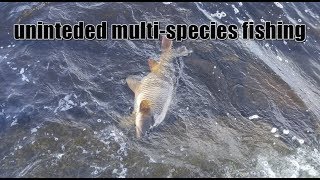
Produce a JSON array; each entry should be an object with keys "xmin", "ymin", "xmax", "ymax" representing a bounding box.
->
[{"xmin": 0, "ymin": 2, "xmax": 320, "ymax": 178}]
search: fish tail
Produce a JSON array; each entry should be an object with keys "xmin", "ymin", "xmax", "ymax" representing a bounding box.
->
[{"xmin": 160, "ymin": 36, "xmax": 192, "ymax": 64}]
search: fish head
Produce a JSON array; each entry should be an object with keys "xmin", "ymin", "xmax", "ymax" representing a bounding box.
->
[{"xmin": 135, "ymin": 100, "xmax": 154, "ymax": 138}]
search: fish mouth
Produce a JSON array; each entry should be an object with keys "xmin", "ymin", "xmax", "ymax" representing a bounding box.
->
[{"xmin": 135, "ymin": 113, "xmax": 154, "ymax": 138}]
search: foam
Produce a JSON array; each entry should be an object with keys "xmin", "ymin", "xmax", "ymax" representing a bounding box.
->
[
  {"xmin": 10, "ymin": 119, "xmax": 18, "ymax": 127},
  {"xmin": 274, "ymin": 2, "xmax": 284, "ymax": 9},
  {"xmin": 54, "ymin": 94, "xmax": 77, "ymax": 113},
  {"xmin": 31, "ymin": 127, "xmax": 38, "ymax": 134},
  {"xmin": 231, "ymin": 5, "xmax": 239, "ymax": 14},
  {"xmin": 211, "ymin": 11, "xmax": 227, "ymax": 19},
  {"xmin": 282, "ymin": 129, "xmax": 290, "ymax": 134},
  {"xmin": 255, "ymin": 147, "xmax": 320, "ymax": 177},
  {"xmin": 96, "ymin": 127, "xmax": 128, "ymax": 177},
  {"xmin": 248, "ymin": 114, "xmax": 260, "ymax": 120}
]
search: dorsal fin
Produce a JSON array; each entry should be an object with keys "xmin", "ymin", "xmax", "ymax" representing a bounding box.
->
[
  {"xmin": 148, "ymin": 58, "xmax": 159, "ymax": 72},
  {"xmin": 161, "ymin": 36, "xmax": 172, "ymax": 52},
  {"xmin": 139, "ymin": 100, "xmax": 151, "ymax": 114},
  {"xmin": 126, "ymin": 75, "xmax": 141, "ymax": 93}
]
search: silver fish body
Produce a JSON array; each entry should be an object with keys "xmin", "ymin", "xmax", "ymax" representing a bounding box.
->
[
  {"xmin": 134, "ymin": 69, "xmax": 175, "ymax": 128},
  {"xmin": 126, "ymin": 36, "xmax": 190, "ymax": 138}
]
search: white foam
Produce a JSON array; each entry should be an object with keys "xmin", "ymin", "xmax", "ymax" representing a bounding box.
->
[
  {"xmin": 283, "ymin": 129, "xmax": 290, "ymax": 134},
  {"xmin": 96, "ymin": 149, "xmax": 101, "ymax": 154},
  {"xmin": 274, "ymin": 2, "xmax": 283, "ymax": 9},
  {"xmin": 298, "ymin": 139, "xmax": 304, "ymax": 144},
  {"xmin": 163, "ymin": 2, "xmax": 172, "ymax": 5},
  {"xmin": 256, "ymin": 147, "xmax": 320, "ymax": 177},
  {"xmin": 248, "ymin": 114, "xmax": 260, "ymax": 120},
  {"xmin": 237, "ymin": 17, "xmax": 244, "ymax": 24},
  {"xmin": 10, "ymin": 119, "xmax": 18, "ymax": 127},
  {"xmin": 211, "ymin": 11, "xmax": 227, "ymax": 19},
  {"xmin": 149, "ymin": 157, "xmax": 156, "ymax": 163},
  {"xmin": 194, "ymin": 3, "xmax": 219, "ymax": 22},
  {"xmin": 80, "ymin": 102, "xmax": 87, "ymax": 107},
  {"xmin": 314, "ymin": 149, "xmax": 318, "ymax": 153},
  {"xmin": 257, "ymin": 156, "xmax": 277, "ymax": 177},
  {"xmin": 180, "ymin": 146, "xmax": 185, "ymax": 151},
  {"xmin": 31, "ymin": 127, "xmax": 38, "ymax": 134},
  {"xmin": 96, "ymin": 127, "xmax": 128, "ymax": 177},
  {"xmin": 112, "ymin": 164, "xmax": 127, "ymax": 178},
  {"xmin": 90, "ymin": 165, "xmax": 107, "ymax": 176},
  {"xmin": 21, "ymin": 74, "xmax": 30, "ymax": 82},
  {"xmin": 54, "ymin": 153, "xmax": 64, "ymax": 159},
  {"xmin": 20, "ymin": 68, "xmax": 25, "ymax": 74},
  {"xmin": 54, "ymin": 94, "xmax": 77, "ymax": 113},
  {"xmin": 231, "ymin": 5, "xmax": 239, "ymax": 14},
  {"xmin": 271, "ymin": 127, "xmax": 277, "ymax": 133}
]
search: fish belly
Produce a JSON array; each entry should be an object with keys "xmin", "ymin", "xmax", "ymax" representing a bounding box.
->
[{"xmin": 135, "ymin": 73, "xmax": 174, "ymax": 126}]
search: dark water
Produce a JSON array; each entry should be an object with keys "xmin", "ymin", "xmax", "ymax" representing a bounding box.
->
[{"xmin": 0, "ymin": 2, "xmax": 320, "ymax": 178}]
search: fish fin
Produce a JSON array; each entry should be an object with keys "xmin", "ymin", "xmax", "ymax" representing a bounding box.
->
[
  {"xmin": 160, "ymin": 36, "xmax": 174, "ymax": 63},
  {"xmin": 119, "ymin": 113, "xmax": 135, "ymax": 129},
  {"xmin": 161, "ymin": 35, "xmax": 172, "ymax": 52},
  {"xmin": 148, "ymin": 58, "xmax": 159, "ymax": 72},
  {"xmin": 139, "ymin": 100, "xmax": 151, "ymax": 114},
  {"xmin": 126, "ymin": 75, "xmax": 141, "ymax": 93}
]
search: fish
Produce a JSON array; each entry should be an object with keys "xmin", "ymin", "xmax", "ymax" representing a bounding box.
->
[{"xmin": 125, "ymin": 36, "xmax": 191, "ymax": 138}]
